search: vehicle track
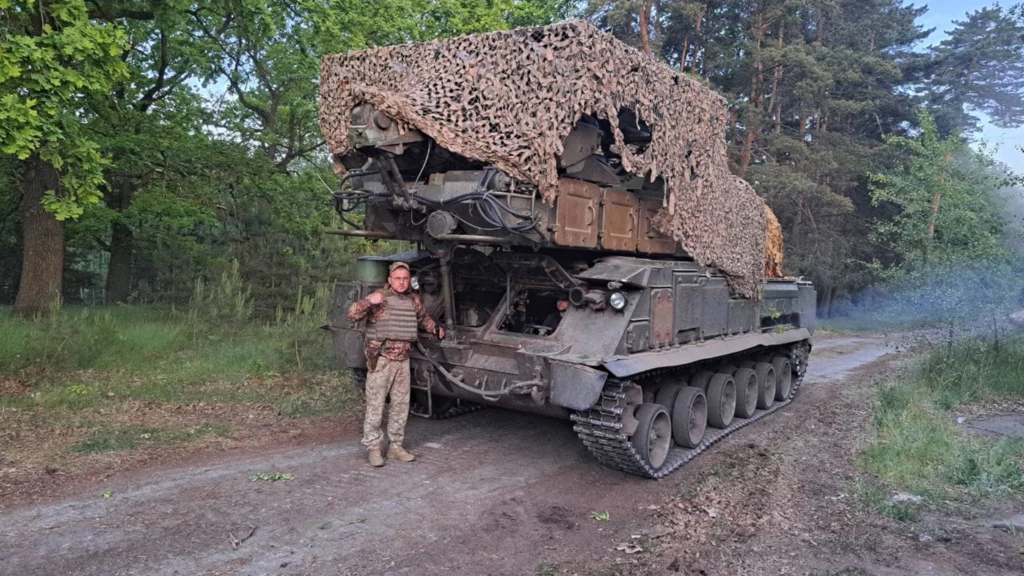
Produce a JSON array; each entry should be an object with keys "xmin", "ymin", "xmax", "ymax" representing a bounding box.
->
[{"xmin": 573, "ymin": 342, "xmax": 810, "ymax": 478}]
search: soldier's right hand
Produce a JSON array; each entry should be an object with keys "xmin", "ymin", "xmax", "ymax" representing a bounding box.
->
[{"xmin": 366, "ymin": 291, "xmax": 385, "ymax": 306}]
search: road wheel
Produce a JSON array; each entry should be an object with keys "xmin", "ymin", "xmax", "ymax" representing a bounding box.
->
[
  {"xmin": 706, "ymin": 373, "xmax": 736, "ymax": 429},
  {"xmin": 772, "ymin": 356, "xmax": 793, "ymax": 400},
  {"xmin": 754, "ymin": 362, "xmax": 776, "ymax": 409},
  {"xmin": 672, "ymin": 387, "xmax": 707, "ymax": 448},
  {"xmin": 655, "ymin": 383, "xmax": 684, "ymax": 413},
  {"xmin": 689, "ymin": 371, "xmax": 714, "ymax": 393},
  {"xmin": 630, "ymin": 403, "xmax": 672, "ymax": 470},
  {"xmin": 733, "ymin": 367, "xmax": 758, "ymax": 418}
]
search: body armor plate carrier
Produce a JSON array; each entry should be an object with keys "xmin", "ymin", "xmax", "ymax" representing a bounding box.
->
[{"xmin": 366, "ymin": 293, "xmax": 419, "ymax": 342}]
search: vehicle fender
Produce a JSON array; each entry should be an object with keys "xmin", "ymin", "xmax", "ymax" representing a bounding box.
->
[{"xmin": 548, "ymin": 361, "xmax": 608, "ymax": 411}]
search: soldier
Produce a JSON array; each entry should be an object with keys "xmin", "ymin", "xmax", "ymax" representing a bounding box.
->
[
  {"xmin": 347, "ymin": 262, "xmax": 444, "ymax": 467},
  {"xmin": 541, "ymin": 298, "xmax": 570, "ymax": 333}
]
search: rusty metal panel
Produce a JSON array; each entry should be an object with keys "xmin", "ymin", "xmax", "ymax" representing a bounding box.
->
[
  {"xmin": 553, "ymin": 178, "xmax": 600, "ymax": 247},
  {"xmin": 599, "ymin": 189, "xmax": 639, "ymax": 251},
  {"xmin": 638, "ymin": 200, "xmax": 677, "ymax": 254},
  {"xmin": 651, "ymin": 289, "xmax": 674, "ymax": 346}
]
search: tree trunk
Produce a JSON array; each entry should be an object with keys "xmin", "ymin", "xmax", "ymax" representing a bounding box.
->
[
  {"xmin": 105, "ymin": 222, "xmax": 133, "ymax": 304},
  {"xmin": 926, "ymin": 152, "xmax": 952, "ymax": 254},
  {"xmin": 739, "ymin": 73, "xmax": 762, "ymax": 174},
  {"xmin": 104, "ymin": 180, "xmax": 135, "ymax": 304},
  {"xmin": 13, "ymin": 156, "xmax": 64, "ymax": 316},
  {"xmin": 640, "ymin": 0, "xmax": 654, "ymax": 55},
  {"xmin": 772, "ymin": 26, "xmax": 784, "ymax": 133},
  {"xmin": 793, "ymin": 209, "xmax": 802, "ymax": 252},
  {"xmin": 740, "ymin": 126, "xmax": 757, "ymax": 175},
  {"xmin": 680, "ymin": 34, "xmax": 689, "ymax": 71},
  {"xmin": 927, "ymin": 192, "xmax": 941, "ymax": 244}
]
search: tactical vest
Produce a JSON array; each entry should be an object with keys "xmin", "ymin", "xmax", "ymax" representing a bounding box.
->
[{"xmin": 366, "ymin": 292, "xmax": 419, "ymax": 342}]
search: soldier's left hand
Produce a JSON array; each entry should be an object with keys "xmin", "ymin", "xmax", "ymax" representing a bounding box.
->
[{"xmin": 437, "ymin": 327, "xmax": 445, "ymax": 340}]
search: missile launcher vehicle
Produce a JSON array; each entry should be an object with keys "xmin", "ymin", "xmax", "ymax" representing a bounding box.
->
[{"xmin": 319, "ymin": 22, "xmax": 814, "ymax": 477}]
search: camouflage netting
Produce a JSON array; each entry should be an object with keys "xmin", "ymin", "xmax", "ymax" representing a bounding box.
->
[
  {"xmin": 764, "ymin": 205, "xmax": 784, "ymax": 279},
  {"xmin": 320, "ymin": 21, "xmax": 770, "ymax": 297}
]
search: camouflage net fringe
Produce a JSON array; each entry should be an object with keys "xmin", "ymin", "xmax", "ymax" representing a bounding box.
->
[
  {"xmin": 320, "ymin": 21, "xmax": 768, "ymax": 297},
  {"xmin": 764, "ymin": 205, "xmax": 784, "ymax": 279}
]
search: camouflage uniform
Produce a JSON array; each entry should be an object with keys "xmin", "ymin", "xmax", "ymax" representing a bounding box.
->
[{"xmin": 347, "ymin": 285, "xmax": 439, "ymax": 450}]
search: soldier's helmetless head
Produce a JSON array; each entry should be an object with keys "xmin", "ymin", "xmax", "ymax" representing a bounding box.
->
[{"xmin": 388, "ymin": 263, "xmax": 411, "ymax": 294}]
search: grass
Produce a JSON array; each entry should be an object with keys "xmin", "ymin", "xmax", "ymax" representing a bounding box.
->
[
  {"xmin": 0, "ymin": 305, "xmax": 334, "ymax": 380},
  {"xmin": 853, "ymin": 478, "xmax": 922, "ymax": 523},
  {"xmin": 858, "ymin": 336, "xmax": 1024, "ymax": 515},
  {"xmin": 69, "ymin": 423, "xmax": 232, "ymax": 454},
  {"xmin": 0, "ymin": 305, "xmax": 345, "ymax": 411},
  {"xmin": 0, "ymin": 304, "xmax": 359, "ymax": 472}
]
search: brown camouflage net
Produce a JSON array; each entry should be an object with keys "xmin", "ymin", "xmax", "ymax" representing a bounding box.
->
[
  {"xmin": 320, "ymin": 21, "xmax": 769, "ymax": 297},
  {"xmin": 764, "ymin": 205, "xmax": 784, "ymax": 278}
]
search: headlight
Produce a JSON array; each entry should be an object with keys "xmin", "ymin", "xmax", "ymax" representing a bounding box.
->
[
  {"xmin": 410, "ymin": 275, "xmax": 420, "ymax": 291},
  {"xmin": 609, "ymin": 291, "xmax": 627, "ymax": 311}
]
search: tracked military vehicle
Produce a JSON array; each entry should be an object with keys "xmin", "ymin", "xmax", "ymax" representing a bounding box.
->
[{"xmin": 319, "ymin": 21, "xmax": 814, "ymax": 478}]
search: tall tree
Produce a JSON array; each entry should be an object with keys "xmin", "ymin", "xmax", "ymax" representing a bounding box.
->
[
  {"xmin": 869, "ymin": 110, "xmax": 1007, "ymax": 271},
  {"xmin": 0, "ymin": 0, "xmax": 127, "ymax": 314},
  {"xmin": 916, "ymin": 4, "xmax": 1024, "ymax": 135},
  {"xmin": 86, "ymin": 3, "xmax": 207, "ymax": 303}
]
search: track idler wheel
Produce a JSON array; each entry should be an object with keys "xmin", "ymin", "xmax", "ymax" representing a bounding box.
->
[
  {"xmin": 753, "ymin": 362, "xmax": 776, "ymax": 409},
  {"xmin": 733, "ymin": 367, "xmax": 758, "ymax": 418},
  {"xmin": 672, "ymin": 387, "xmax": 707, "ymax": 448},
  {"xmin": 706, "ymin": 373, "xmax": 736, "ymax": 429},
  {"xmin": 631, "ymin": 403, "xmax": 673, "ymax": 469},
  {"xmin": 772, "ymin": 356, "xmax": 793, "ymax": 400}
]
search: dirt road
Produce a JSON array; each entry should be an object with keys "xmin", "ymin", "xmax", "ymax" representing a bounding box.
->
[{"xmin": 2, "ymin": 334, "xmax": 1020, "ymax": 576}]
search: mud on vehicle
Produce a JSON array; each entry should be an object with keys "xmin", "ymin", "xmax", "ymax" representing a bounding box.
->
[{"xmin": 320, "ymin": 22, "xmax": 815, "ymax": 478}]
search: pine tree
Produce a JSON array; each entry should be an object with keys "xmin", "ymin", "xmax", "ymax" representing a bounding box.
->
[{"xmin": 916, "ymin": 4, "xmax": 1024, "ymax": 135}]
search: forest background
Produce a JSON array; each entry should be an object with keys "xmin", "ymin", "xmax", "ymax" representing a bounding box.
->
[{"xmin": 2, "ymin": 0, "xmax": 1024, "ymax": 321}]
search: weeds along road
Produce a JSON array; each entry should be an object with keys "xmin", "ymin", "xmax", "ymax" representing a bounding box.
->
[{"xmin": 1, "ymin": 335, "xmax": 911, "ymax": 576}]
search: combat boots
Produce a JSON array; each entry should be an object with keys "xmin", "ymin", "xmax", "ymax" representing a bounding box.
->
[
  {"xmin": 386, "ymin": 444, "xmax": 416, "ymax": 462},
  {"xmin": 367, "ymin": 447, "xmax": 385, "ymax": 467}
]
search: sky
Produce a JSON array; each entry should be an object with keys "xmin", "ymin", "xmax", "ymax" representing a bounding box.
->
[{"xmin": 918, "ymin": 1, "xmax": 1024, "ymax": 171}]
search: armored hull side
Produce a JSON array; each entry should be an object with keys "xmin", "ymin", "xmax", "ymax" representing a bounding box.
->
[{"xmin": 328, "ymin": 249, "xmax": 813, "ymax": 478}]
